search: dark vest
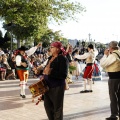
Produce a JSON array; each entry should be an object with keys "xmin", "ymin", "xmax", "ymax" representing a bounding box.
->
[{"xmin": 16, "ymin": 54, "xmax": 29, "ymax": 69}]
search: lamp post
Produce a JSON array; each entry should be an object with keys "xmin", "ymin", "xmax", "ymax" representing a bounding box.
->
[
  {"xmin": 82, "ymin": 41, "xmax": 85, "ymax": 54},
  {"xmin": 88, "ymin": 33, "xmax": 91, "ymax": 44},
  {"xmin": 10, "ymin": 31, "xmax": 13, "ymax": 56}
]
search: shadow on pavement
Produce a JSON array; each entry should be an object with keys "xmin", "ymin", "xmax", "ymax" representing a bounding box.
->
[{"xmin": 42, "ymin": 106, "xmax": 109, "ymax": 120}]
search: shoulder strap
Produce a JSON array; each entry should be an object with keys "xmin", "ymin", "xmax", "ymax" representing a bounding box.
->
[{"xmin": 113, "ymin": 52, "xmax": 120, "ymax": 59}]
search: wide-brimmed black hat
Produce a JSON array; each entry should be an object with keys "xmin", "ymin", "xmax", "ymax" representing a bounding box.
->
[{"xmin": 18, "ymin": 46, "xmax": 28, "ymax": 51}]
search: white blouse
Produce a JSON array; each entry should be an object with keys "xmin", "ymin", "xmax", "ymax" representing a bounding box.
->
[{"xmin": 16, "ymin": 46, "xmax": 37, "ymax": 66}]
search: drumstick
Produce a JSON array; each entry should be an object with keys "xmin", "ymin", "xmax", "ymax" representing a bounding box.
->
[{"xmin": 36, "ymin": 95, "xmax": 43, "ymax": 105}]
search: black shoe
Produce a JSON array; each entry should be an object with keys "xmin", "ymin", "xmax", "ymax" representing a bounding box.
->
[
  {"xmin": 80, "ymin": 90, "xmax": 89, "ymax": 93},
  {"xmin": 89, "ymin": 90, "xmax": 93, "ymax": 92},
  {"xmin": 106, "ymin": 116, "xmax": 119, "ymax": 120},
  {"xmin": 22, "ymin": 95, "xmax": 26, "ymax": 98},
  {"xmin": 20, "ymin": 94, "xmax": 22, "ymax": 97}
]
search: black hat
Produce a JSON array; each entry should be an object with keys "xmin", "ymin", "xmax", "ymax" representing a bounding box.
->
[
  {"xmin": 18, "ymin": 46, "xmax": 28, "ymax": 51},
  {"xmin": 88, "ymin": 44, "xmax": 94, "ymax": 49}
]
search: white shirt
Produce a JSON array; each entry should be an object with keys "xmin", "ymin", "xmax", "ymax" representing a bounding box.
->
[
  {"xmin": 16, "ymin": 46, "xmax": 37, "ymax": 66},
  {"xmin": 100, "ymin": 54, "xmax": 116, "ymax": 68},
  {"xmin": 25, "ymin": 46, "xmax": 37, "ymax": 56},
  {"xmin": 75, "ymin": 49, "xmax": 98, "ymax": 60},
  {"xmin": 41, "ymin": 59, "xmax": 48, "ymax": 67}
]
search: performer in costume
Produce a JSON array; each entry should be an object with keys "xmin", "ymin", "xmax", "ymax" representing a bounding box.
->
[
  {"xmin": 15, "ymin": 44, "xmax": 41, "ymax": 98},
  {"xmin": 75, "ymin": 44, "xmax": 98, "ymax": 93},
  {"xmin": 43, "ymin": 41, "xmax": 68, "ymax": 120},
  {"xmin": 72, "ymin": 49, "xmax": 81, "ymax": 80},
  {"xmin": 92, "ymin": 60, "xmax": 102, "ymax": 82}
]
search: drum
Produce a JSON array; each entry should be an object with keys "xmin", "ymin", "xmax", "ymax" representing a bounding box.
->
[{"xmin": 29, "ymin": 78, "xmax": 49, "ymax": 98}]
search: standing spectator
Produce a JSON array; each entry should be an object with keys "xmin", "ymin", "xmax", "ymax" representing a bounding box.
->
[
  {"xmin": 8, "ymin": 56, "xmax": 16, "ymax": 79},
  {"xmin": 0, "ymin": 56, "xmax": 6, "ymax": 81},
  {"xmin": 43, "ymin": 41, "xmax": 68, "ymax": 120},
  {"xmin": 4, "ymin": 48, "xmax": 9, "ymax": 54},
  {"xmin": 2, "ymin": 57, "xmax": 15, "ymax": 80},
  {"xmin": 100, "ymin": 41, "xmax": 120, "ymax": 120}
]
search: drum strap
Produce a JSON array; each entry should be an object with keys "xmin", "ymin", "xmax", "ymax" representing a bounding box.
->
[{"xmin": 113, "ymin": 52, "xmax": 120, "ymax": 59}]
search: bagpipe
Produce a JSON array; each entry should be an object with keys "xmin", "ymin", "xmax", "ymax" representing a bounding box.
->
[{"xmin": 32, "ymin": 66, "xmax": 43, "ymax": 77}]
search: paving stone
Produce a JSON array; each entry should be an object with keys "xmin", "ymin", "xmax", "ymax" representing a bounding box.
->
[{"xmin": 0, "ymin": 74, "xmax": 110, "ymax": 120}]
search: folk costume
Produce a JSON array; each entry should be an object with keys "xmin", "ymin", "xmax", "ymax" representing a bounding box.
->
[
  {"xmin": 43, "ymin": 41, "xmax": 68, "ymax": 120},
  {"xmin": 75, "ymin": 44, "xmax": 98, "ymax": 93},
  {"xmin": 92, "ymin": 61, "xmax": 102, "ymax": 81},
  {"xmin": 100, "ymin": 41, "xmax": 120, "ymax": 120},
  {"xmin": 72, "ymin": 49, "xmax": 81, "ymax": 79},
  {"xmin": 16, "ymin": 46, "xmax": 39, "ymax": 98}
]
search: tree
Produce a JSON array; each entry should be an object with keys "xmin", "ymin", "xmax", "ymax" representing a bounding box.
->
[
  {"xmin": 0, "ymin": 30, "xmax": 5, "ymax": 45},
  {"xmin": 4, "ymin": 31, "xmax": 11, "ymax": 42},
  {"xmin": 0, "ymin": 0, "xmax": 86, "ymax": 45},
  {"xmin": 40, "ymin": 28, "xmax": 68, "ymax": 47}
]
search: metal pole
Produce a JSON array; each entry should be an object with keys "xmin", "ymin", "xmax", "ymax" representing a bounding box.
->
[
  {"xmin": 88, "ymin": 33, "xmax": 91, "ymax": 44},
  {"xmin": 10, "ymin": 32, "xmax": 13, "ymax": 57}
]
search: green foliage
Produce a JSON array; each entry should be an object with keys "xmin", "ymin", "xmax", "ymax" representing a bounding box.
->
[
  {"xmin": 60, "ymin": 37, "xmax": 68, "ymax": 47},
  {"xmin": 69, "ymin": 65, "xmax": 76, "ymax": 73},
  {"xmin": 2, "ymin": 41, "xmax": 17, "ymax": 50},
  {"xmin": 40, "ymin": 28, "xmax": 69, "ymax": 47},
  {"xmin": 0, "ymin": 31, "xmax": 10, "ymax": 46},
  {"xmin": 4, "ymin": 31, "xmax": 11, "ymax": 41},
  {"xmin": 0, "ymin": 0, "xmax": 86, "ymax": 41}
]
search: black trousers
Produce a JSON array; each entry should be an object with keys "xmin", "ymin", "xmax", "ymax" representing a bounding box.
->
[
  {"xmin": 44, "ymin": 85, "xmax": 65, "ymax": 120},
  {"xmin": 108, "ymin": 79, "xmax": 120, "ymax": 117}
]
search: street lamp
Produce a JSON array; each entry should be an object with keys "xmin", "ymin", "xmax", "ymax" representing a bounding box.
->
[
  {"xmin": 10, "ymin": 32, "xmax": 13, "ymax": 56},
  {"xmin": 81, "ymin": 41, "xmax": 85, "ymax": 54},
  {"xmin": 88, "ymin": 33, "xmax": 91, "ymax": 44}
]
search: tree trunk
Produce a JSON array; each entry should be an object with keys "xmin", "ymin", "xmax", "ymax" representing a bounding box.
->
[{"xmin": 17, "ymin": 39, "xmax": 21, "ymax": 48}]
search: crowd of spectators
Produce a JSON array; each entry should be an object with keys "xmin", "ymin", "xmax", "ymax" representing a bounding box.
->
[
  {"xmin": 0, "ymin": 45, "xmax": 104, "ymax": 81},
  {"xmin": 0, "ymin": 47, "xmax": 49, "ymax": 81}
]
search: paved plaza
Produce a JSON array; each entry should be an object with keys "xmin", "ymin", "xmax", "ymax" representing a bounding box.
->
[{"xmin": 0, "ymin": 73, "xmax": 110, "ymax": 120}]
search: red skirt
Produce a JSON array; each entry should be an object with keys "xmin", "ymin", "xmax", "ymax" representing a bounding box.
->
[{"xmin": 83, "ymin": 65, "xmax": 94, "ymax": 79}]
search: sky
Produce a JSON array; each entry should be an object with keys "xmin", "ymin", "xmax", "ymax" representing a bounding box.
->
[
  {"xmin": 0, "ymin": 0, "xmax": 120, "ymax": 44},
  {"xmin": 49, "ymin": 0, "xmax": 120, "ymax": 43}
]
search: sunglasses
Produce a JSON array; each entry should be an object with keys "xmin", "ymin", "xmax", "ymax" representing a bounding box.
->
[{"xmin": 50, "ymin": 46, "xmax": 55, "ymax": 49}]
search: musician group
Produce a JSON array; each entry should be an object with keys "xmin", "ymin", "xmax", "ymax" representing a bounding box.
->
[{"xmin": 14, "ymin": 40, "xmax": 117, "ymax": 120}]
